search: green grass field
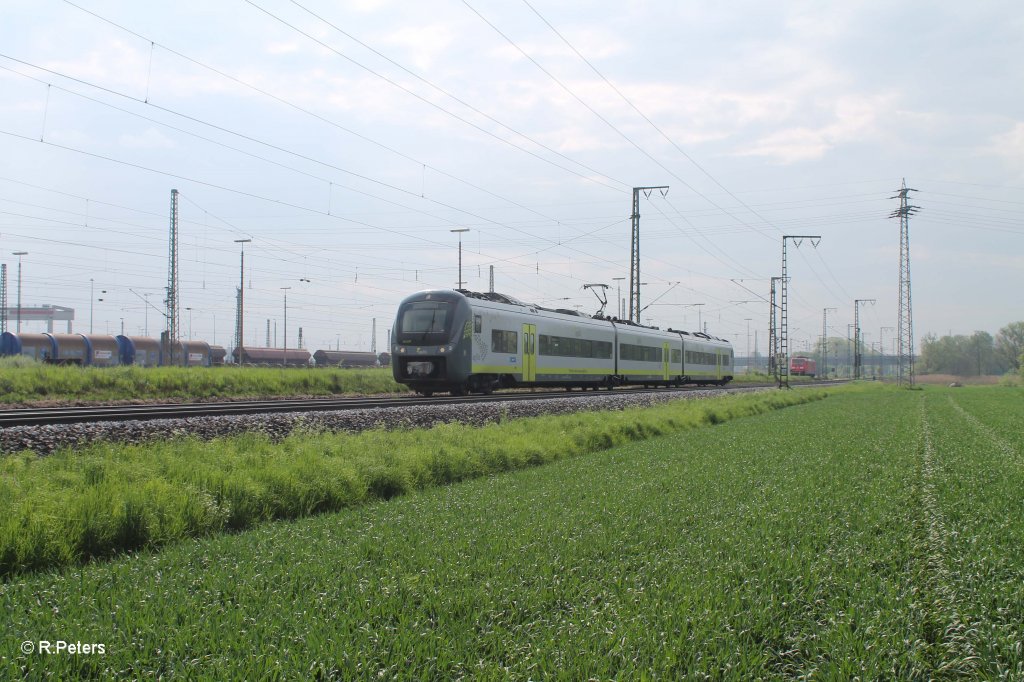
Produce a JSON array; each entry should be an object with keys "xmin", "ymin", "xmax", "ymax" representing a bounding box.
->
[
  {"xmin": 2, "ymin": 384, "xmax": 1021, "ymax": 679},
  {"xmin": 0, "ymin": 360, "xmax": 405, "ymax": 403},
  {"xmin": 0, "ymin": 389, "xmax": 818, "ymax": 577}
]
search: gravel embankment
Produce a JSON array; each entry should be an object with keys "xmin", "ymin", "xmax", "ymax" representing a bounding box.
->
[{"xmin": 0, "ymin": 388, "xmax": 770, "ymax": 456}]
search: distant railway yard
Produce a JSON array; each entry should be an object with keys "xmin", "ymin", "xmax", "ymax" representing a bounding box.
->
[{"xmin": 2, "ymin": 364, "xmax": 1021, "ymax": 678}]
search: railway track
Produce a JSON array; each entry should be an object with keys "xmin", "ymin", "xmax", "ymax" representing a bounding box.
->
[{"xmin": 0, "ymin": 383, "xmax": 798, "ymax": 428}]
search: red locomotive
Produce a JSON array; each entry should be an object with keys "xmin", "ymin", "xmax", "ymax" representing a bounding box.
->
[{"xmin": 789, "ymin": 356, "xmax": 817, "ymax": 377}]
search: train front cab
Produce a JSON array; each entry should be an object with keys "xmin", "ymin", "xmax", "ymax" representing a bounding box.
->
[{"xmin": 392, "ymin": 290, "xmax": 473, "ymax": 395}]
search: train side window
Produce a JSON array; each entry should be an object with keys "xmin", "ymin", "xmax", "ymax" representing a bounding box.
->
[
  {"xmin": 491, "ymin": 329, "xmax": 518, "ymax": 354},
  {"xmin": 620, "ymin": 343, "xmax": 661, "ymax": 362},
  {"xmin": 474, "ymin": 315, "xmax": 482, "ymax": 333},
  {"xmin": 538, "ymin": 334, "xmax": 611, "ymax": 358}
]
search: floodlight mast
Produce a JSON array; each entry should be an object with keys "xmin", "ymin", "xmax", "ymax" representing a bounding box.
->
[{"xmin": 234, "ymin": 238, "xmax": 252, "ymax": 365}]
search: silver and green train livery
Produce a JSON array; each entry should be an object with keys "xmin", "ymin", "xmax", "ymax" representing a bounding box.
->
[{"xmin": 392, "ymin": 289, "xmax": 733, "ymax": 396}]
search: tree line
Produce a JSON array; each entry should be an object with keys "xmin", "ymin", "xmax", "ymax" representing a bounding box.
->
[{"xmin": 919, "ymin": 321, "xmax": 1024, "ymax": 376}]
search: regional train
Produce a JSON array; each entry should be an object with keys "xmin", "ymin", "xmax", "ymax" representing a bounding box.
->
[{"xmin": 392, "ymin": 289, "xmax": 733, "ymax": 396}]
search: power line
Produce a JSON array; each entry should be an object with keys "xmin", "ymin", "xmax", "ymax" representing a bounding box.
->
[
  {"xmin": 0, "ymin": 55, "xmax": 661, "ymax": 292},
  {"xmin": 241, "ymin": 0, "xmax": 622, "ymax": 192},
  {"xmin": 517, "ymin": 0, "xmax": 782, "ymax": 242},
  {"xmin": 58, "ymin": 0, "xmax": 624, "ymax": 210},
  {"xmin": 282, "ymin": 0, "xmax": 630, "ymax": 192}
]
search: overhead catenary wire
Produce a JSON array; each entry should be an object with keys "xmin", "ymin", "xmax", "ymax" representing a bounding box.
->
[
  {"xmin": 471, "ymin": 0, "xmax": 781, "ymax": 244},
  {"xmin": 0, "ymin": 54, "xmax": 661, "ymax": 295},
  {"xmin": 280, "ymin": 0, "xmax": 631, "ymax": 194}
]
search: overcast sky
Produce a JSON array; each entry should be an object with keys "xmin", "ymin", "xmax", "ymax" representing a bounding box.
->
[{"xmin": 1, "ymin": 0, "xmax": 1021, "ymax": 356}]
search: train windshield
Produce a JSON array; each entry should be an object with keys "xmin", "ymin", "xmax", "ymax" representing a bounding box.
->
[{"xmin": 398, "ymin": 300, "xmax": 454, "ymax": 340}]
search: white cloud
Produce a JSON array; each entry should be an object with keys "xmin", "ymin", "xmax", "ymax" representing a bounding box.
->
[
  {"xmin": 266, "ymin": 42, "xmax": 302, "ymax": 56},
  {"xmin": 341, "ymin": 0, "xmax": 392, "ymax": 14},
  {"xmin": 376, "ymin": 23, "xmax": 458, "ymax": 71},
  {"xmin": 735, "ymin": 93, "xmax": 894, "ymax": 164},
  {"xmin": 118, "ymin": 127, "xmax": 176, "ymax": 150},
  {"xmin": 989, "ymin": 122, "xmax": 1024, "ymax": 162},
  {"xmin": 44, "ymin": 40, "xmax": 151, "ymax": 96}
]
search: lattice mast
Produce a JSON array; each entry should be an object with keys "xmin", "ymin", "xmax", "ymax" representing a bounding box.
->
[
  {"xmin": 821, "ymin": 307, "xmax": 836, "ymax": 375},
  {"xmin": 781, "ymin": 244, "xmax": 789, "ymax": 387},
  {"xmin": 0, "ymin": 263, "xmax": 7, "ymax": 334},
  {"xmin": 889, "ymin": 179, "xmax": 919, "ymax": 387},
  {"xmin": 628, "ymin": 185, "xmax": 668, "ymax": 323},
  {"xmin": 854, "ymin": 302, "xmax": 862, "ymax": 379},
  {"xmin": 854, "ymin": 298, "xmax": 876, "ymax": 379},
  {"xmin": 768, "ymin": 277, "xmax": 780, "ymax": 380},
  {"xmin": 234, "ymin": 287, "xmax": 242, "ymax": 360},
  {"xmin": 780, "ymin": 236, "xmax": 821, "ymax": 387},
  {"xmin": 233, "ymin": 238, "xmax": 251, "ymax": 364},
  {"xmin": 371, "ymin": 318, "xmax": 377, "ymax": 354},
  {"xmin": 166, "ymin": 189, "xmax": 180, "ymax": 346}
]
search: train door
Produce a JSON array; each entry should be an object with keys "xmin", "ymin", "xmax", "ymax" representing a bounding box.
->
[
  {"xmin": 522, "ymin": 323, "xmax": 537, "ymax": 382},
  {"xmin": 662, "ymin": 341, "xmax": 670, "ymax": 381},
  {"xmin": 716, "ymin": 352, "xmax": 722, "ymax": 381}
]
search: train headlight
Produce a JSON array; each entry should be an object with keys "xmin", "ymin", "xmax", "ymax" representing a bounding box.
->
[{"xmin": 399, "ymin": 347, "xmax": 406, "ymax": 353}]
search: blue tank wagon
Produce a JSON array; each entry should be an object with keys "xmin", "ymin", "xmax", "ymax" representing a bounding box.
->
[
  {"xmin": 170, "ymin": 340, "xmax": 212, "ymax": 367},
  {"xmin": 0, "ymin": 332, "xmax": 58, "ymax": 362},
  {"xmin": 115, "ymin": 336, "xmax": 162, "ymax": 367},
  {"xmin": 80, "ymin": 335, "xmax": 121, "ymax": 367}
]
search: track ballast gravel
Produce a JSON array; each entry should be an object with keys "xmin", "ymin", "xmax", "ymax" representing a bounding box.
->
[{"xmin": 0, "ymin": 387, "xmax": 770, "ymax": 456}]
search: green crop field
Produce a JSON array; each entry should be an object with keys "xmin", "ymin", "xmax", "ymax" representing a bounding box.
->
[
  {"xmin": 0, "ymin": 389, "xmax": 817, "ymax": 577},
  {"xmin": 2, "ymin": 384, "xmax": 1021, "ymax": 679}
]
